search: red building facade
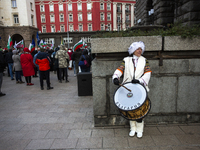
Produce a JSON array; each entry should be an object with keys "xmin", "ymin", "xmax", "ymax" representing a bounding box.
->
[{"xmin": 35, "ymin": 0, "xmax": 136, "ymax": 33}]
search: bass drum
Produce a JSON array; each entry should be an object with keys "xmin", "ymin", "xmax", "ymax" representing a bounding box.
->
[{"xmin": 113, "ymin": 82, "xmax": 151, "ymax": 121}]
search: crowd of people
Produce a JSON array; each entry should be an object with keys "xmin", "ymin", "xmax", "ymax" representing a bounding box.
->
[{"xmin": 0, "ymin": 44, "xmax": 94, "ymax": 96}]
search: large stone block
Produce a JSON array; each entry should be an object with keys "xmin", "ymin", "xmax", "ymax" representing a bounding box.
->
[
  {"xmin": 148, "ymin": 76, "xmax": 177, "ymax": 113},
  {"xmin": 164, "ymin": 36, "xmax": 200, "ymax": 51},
  {"xmin": 93, "ymin": 78, "xmax": 107, "ymax": 116},
  {"xmin": 159, "ymin": 59, "xmax": 189, "ymax": 73},
  {"xmin": 91, "ymin": 36, "xmax": 162, "ymax": 53},
  {"xmin": 189, "ymin": 59, "xmax": 200, "ymax": 72},
  {"xmin": 177, "ymin": 76, "xmax": 200, "ymax": 112}
]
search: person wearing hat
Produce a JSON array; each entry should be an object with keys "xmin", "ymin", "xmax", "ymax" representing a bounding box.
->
[
  {"xmin": 20, "ymin": 47, "xmax": 35, "ymax": 86},
  {"xmin": 112, "ymin": 41, "xmax": 152, "ymax": 138}
]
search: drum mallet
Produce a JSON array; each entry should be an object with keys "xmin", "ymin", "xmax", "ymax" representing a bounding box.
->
[{"xmin": 119, "ymin": 83, "xmax": 131, "ymax": 92}]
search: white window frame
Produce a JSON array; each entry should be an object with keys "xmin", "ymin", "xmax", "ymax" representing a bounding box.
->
[
  {"xmin": 69, "ymin": 14, "xmax": 73, "ymax": 22},
  {"xmin": 13, "ymin": 14, "xmax": 19, "ymax": 24},
  {"xmin": 63, "ymin": 37, "xmax": 73, "ymax": 43},
  {"xmin": 45, "ymin": 38, "xmax": 54, "ymax": 44},
  {"xmin": 50, "ymin": 4, "xmax": 54, "ymax": 12},
  {"xmin": 107, "ymin": 3, "xmax": 111, "ymax": 10},
  {"xmin": 50, "ymin": 15, "xmax": 55, "ymax": 22},
  {"xmin": 79, "ymin": 24, "xmax": 83, "ymax": 31},
  {"xmin": 87, "ymin": 3, "xmax": 91, "ymax": 10},
  {"xmin": 87, "ymin": 13, "xmax": 92, "ymax": 21},
  {"xmin": 40, "ymin": 5, "xmax": 44, "ymax": 12},
  {"xmin": 100, "ymin": 3, "xmax": 104, "ymax": 10},
  {"xmin": 31, "ymin": 15, "xmax": 34, "ymax": 26},
  {"xmin": 100, "ymin": 13, "xmax": 104, "ymax": 21},
  {"xmin": 30, "ymin": 2, "xmax": 33, "ymax": 10},
  {"xmin": 60, "ymin": 14, "xmax": 64, "ymax": 22},
  {"xmin": 51, "ymin": 26, "xmax": 55, "ymax": 32},
  {"xmin": 101, "ymin": 24, "xmax": 105, "ymax": 30},
  {"xmin": 41, "ymin": 15, "xmax": 45, "ymax": 23},
  {"xmin": 42, "ymin": 26, "xmax": 46, "ymax": 33},
  {"xmin": 107, "ymin": 24, "xmax": 111, "ymax": 31},
  {"xmin": 107, "ymin": 13, "xmax": 111, "ymax": 21},
  {"xmin": 78, "ymin": 3, "xmax": 82, "ymax": 11},
  {"xmin": 88, "ymin": 24, "xmax": 92, "ymax": 31},
  {"xmin": 68, "ymin": 4, "xmax": 72, "ymax": 11},
  {"xmin": 69, "ymin": 24, "xmax": 73, "ymax": 31},
  {"xmin": 11, "ymin": 0, "xmax": 17, "ymax": 8},
  {"xmin": 60, "ymin": 25, "xmax": 65, "ymax": 32},
  {"xmin": 78, "ymin": 14, "xmax": 82, "ymax": 21},
  {"xmin": 59, "ymin": 4, "xmax": 63, "ymax": 11}
]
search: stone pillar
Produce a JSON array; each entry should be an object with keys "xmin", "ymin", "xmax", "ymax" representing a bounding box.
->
[
  {"xmin": 122, "ymin": 3, "xmax": 126, "ymax": 30},
  {"xmin": 113, "ymin": 3, "xmax": 117, "ymax": 31},
  {"xmin": 131, "ymin": 4, "xmax": 134, "ymax": 26}
]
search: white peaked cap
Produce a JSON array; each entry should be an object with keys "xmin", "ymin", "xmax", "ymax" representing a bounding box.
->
[{"xmin": 128, "ymin": 41, "xmax": 145, "ymax": 55}]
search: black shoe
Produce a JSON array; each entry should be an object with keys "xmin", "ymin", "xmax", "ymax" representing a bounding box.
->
[
  {"xmin": 11, "ymin": 78, "xmax": 15, "ymax": 80},
  {"xmin": 65, "ymin": 80, "xmax": 69, "ymax": 83},
  {"xmin": 47, "ymin": 87, "xmax": 53, "ymax": 90},
  {"xmin": 59, "ymin": 80, "xmax": 62, "ymax": 83},
  {"xmin": 41, "ymin": 87, "xmax": 44, "ymax": 90},
  {"xmin": 0, "ymin": 93, "xmax": 6, "ymax": 97}
]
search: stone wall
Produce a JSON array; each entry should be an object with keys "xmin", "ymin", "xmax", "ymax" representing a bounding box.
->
[{"xmin": 91, "ymin": 36, "xmax": 200, "ymax": 127}]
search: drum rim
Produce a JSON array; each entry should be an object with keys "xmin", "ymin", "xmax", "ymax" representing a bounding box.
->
[
  {"xmin": 119, "ymin": 97, "xmax": 151, "ymax": 121},
  {"xmin": 113, "ymin": 82, "xmax": 148, "ymax": 111}
]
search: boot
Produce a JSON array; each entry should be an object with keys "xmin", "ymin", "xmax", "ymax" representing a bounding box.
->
[
  {"xmin": 136, "ymin": 121, "xmax": 144, "ymax": 138},
  {"xmin": 129, "ymin": 121, "xmax": 136, "ymax": 137}
]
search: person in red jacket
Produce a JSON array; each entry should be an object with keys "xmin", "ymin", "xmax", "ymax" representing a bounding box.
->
[
  {"xmin": 35, "ymin": 48, "xmax": 53, "ymax": 90},
  {"xmin": 20, "ymin": 47, "xmax": 35, "ymax": 86}
]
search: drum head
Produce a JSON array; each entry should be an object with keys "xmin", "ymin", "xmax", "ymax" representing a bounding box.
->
[{"xmin": 113, "ymin": 82, "xmax": 147, "ymax": 111}]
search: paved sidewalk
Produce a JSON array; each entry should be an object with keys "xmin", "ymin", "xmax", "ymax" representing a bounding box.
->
[{"xmin": 0, "ymin": 70, "xmax": 199, "ymax": 150}]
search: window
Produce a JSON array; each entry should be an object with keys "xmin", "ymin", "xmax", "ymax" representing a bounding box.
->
[
  {"xmin": 82, "ymin": 37, "xmax": 91, "ymax": 43},
  {"xmin": 107, "ymin": 13, "xmax": 111, "ymax": 21},
  {"xmin": 42, "ymin": 26, "xmax": 46, "ymax": 33},
  {"xmin": 117, "ymin": 4, "xmax": 121, "ymax": 12},
  {"xmin": 51, "ymin": 26, "xmax": 55, "ymax": 32},
  {"xmin": 87, "ymin": 3, "xmax": 91, "ymax": 10},
  {"xmin": 117, "ymin": 14, "xmax": 121, "ymax": 23},
  {"xmin": 50, "ymin": 5, "xmax": 54, "ymax": 12},
  {"xmin": 79, "ymin": 24, "xmax": 83, "ymax": 31},
  {"xmin": 125, "ymin": 5, "xmax": 130, "ymax": 11},
  {"xmin": 100, "ymin": 3, "xmax": 104, "ymax": 10},
  {"xmin": 41, "ymin": 15, "xmax": 45, "ymax": 23},
  {"xmin": 69, "ymin": 14, "xmax": 73, "ymax": 22},
  {"xmin": 126, "ymin": 24, "xmax": 130, "ymax": 29},
  {"xmin": 107, "ymin": 3, "xmax": 111, "ymax": 10},
  {"xmin": 88, "ymin": 24, "xmax": 92, "ymax": 31},
  {"xmin": 45, "ymin": 38, "xmax": 54, "ymax": 44},
  {"xmin": 78, "ymin": 14, "xmax": 82, "ymax": 21},
  {"xmin": 78, "ymin": 3, "xmax": 82, "ymax": 11},
  {"xmin": 100, "ymin": 13, "xmax": 104, "ymax": 21},
  {"xmin": 13, "ymin": 14, "xmax": 19, "ymax": 24},
  {"xmin": 40, "ymin": 5, "xmax": 44, "ymax": 12},
  {"xmin": 60, "ymin": 14, "xmax": 64, "ymax": 22},
  {"xmin": 63, "ymin": 37, "xmax": 73, "ymax": 43},
  {"xmin": 50, "ymin": 15, "xmax": 55, "ymax": 22},
  {"xmin": 126, "ymin": 14, "xmax": 130, "ymax": 22},
  {"xmin": 59, "ymin": 4, "xmax": 63, "ymax": 11},
  {"xmin": 87, "ymin": 13, "xmax": 92, "ymax": 21},
  {"xmin": 11, "ymin": 0, "xmax": 17, "ymax": 7},
  {"xmin": 30, "ymin": 2, "xmax": 33, "ymax": 10},
  {"xmin": 101, "ymin": 24, "xmax": 104, "ymax": 30},
  {"xmin": 61, "ymin": 25, "xmax": 65, "ymax": 32},
  {"xmin": 68, "ymin": 4, "xmax": 72, "ymax": 11},
  {"xmin": 31, "ymin": 15, "xmax": 34, "ymax": 26},
  {"xmin": 69, "ymin": 25, "xmax": 73, "ymax": 31},
  {"xmin": 107, "ymin": 24, "xmax": 111, "ymax": 31}
]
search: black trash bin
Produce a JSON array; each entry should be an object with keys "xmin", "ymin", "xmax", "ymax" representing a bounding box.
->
[{"xmin": 77, "ymin": 72, "xmax": 93, "ymax": 96}]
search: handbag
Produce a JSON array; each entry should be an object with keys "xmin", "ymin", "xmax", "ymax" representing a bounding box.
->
[{"xmin": 79, "ymin": 55, "xmax": 89, "ymax": 67}]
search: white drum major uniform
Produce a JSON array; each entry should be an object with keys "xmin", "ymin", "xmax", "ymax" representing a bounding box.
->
[{"xmin": 112, "ymin": 41, "xmax": 152, "ymax": 138}]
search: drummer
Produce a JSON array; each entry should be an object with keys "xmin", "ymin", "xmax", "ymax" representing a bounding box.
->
[{"xmin": 112, "ymin": 41, "xmax": 152, "ymax": 138}]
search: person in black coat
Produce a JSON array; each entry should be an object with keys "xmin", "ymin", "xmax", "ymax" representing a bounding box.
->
[
  {"xmin": 79, "ymin": 49, "xmax": 92, "ymax": 72},
  {"xmin": 5, "ymin": 49, "xmax": 14, "ymax": 80},
  {"xmin": 0, "ymin": 50, "xmax": 7, "ymax": 96}
]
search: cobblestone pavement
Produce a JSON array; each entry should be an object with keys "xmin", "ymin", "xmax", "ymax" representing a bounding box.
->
[{"xmin": 0, "ymin": 70, "xmax": 199, "ymax": 150}]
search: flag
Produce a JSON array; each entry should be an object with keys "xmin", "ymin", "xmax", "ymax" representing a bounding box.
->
[
  {"xmin": 84, "ymin": 43, "xmax": 88, "ymax": 48},
  {"xmin": 61, "ymin": 36, "xmax": 63, "ymax": 45},
  {"xmin": 73, "ymin": 39, "xmax": 84, "ymax": 51},
  {"xmin": 39, "ymin": 39, "xmax": 44, "ymax": 48},
  {"xmin": 14, "ymin": 41, "xmax": 17, "ymax": 50},
  {"xmin": 29, "ymin": 39, "xmax": 35, "ymax": 53},
  {"xmin": 7, "ymin": 35, "xmax": 13, "ymax": 49},
  {"xmin": 15, "ymin": 40, "xmax": 24, "ymax": 48},
  {"xmin": 50, "ymin": 40, "xmax": 54, "ymax": 50},
  {"xmin": 36, "ymin": 31, "xmax": 40, "ymax": 46}
]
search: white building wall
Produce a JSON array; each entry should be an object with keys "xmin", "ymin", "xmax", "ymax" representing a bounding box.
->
[{"xmin": 0, "ymin": 0, "xmax": 37, "ymax": 27}]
